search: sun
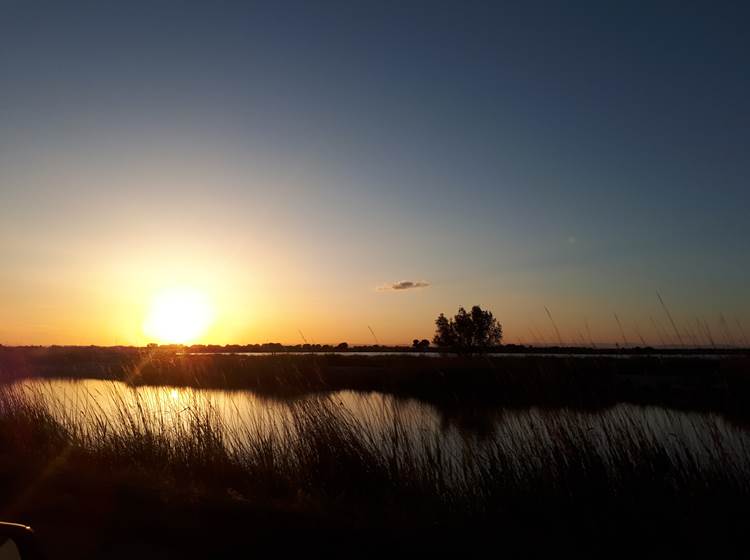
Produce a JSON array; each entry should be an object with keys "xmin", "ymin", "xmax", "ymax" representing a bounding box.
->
[{"xmin": 143, "ymin": 286, "xmax": 215, "ymax": 344}]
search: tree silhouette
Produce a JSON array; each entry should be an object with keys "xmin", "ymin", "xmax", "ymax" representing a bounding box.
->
[
  {"xmin": 412, "ymin": 339, "xmax": 430, "ymax": 351},
  {"xmin": 433, "ymin": 306, "xmax": 502, "ymax": 353}
]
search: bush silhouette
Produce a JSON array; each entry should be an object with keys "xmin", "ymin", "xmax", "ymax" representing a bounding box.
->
[
  {"xmin": 412, "ymin": 339, "xmax": 430, "ymax": 351},
  {"xmin": 433, "ymin": 306, "xmax": 502, "ymax": 353}
]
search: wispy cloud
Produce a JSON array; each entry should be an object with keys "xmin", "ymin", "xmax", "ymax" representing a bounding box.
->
[{"xmin": 378, "ymin": 280, "xmax": 430, "ymax": 292}]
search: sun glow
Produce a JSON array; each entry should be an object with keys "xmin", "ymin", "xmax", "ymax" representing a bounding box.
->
[{"xmin": 143, "ymin": 287, "xmax": 215, "ymax": 344}]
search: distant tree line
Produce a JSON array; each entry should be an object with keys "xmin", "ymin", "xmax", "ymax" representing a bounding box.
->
[{"xmin": 145, "ymin": 306, "xmax": 503, "ymax": 355}]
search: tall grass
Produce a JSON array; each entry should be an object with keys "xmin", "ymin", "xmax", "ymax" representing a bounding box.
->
[{"xmin": 2, "ymin": 380, "xmax": 750, "ymax": 527}]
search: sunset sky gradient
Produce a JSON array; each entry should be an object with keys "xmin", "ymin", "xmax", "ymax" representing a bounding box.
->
[{"xmin": 1, "ymin": 2, "xmax": 748, "ymax": 346}]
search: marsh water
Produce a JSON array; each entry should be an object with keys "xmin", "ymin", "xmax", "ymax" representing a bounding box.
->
[
  {"xmin": 12, "ymin": 378, "xmax": 750, "ymax": 475},
  {"xmin": 185, "ymin": 351, "xmax": 734, "ymax": 359}
]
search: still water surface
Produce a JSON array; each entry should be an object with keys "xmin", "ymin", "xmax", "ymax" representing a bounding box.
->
[{"xmin": 11, "ymin": 379, "xmax": 750, "ymax": 473}]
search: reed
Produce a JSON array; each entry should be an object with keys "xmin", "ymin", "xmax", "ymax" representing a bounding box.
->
[{"xmin": 0, "ymin": 379, "xmax": 749, "ymax": 555}]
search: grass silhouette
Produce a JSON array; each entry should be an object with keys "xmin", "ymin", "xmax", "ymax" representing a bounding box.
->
[
  {"xmin": 0, "ymin": 377, "xmax": 748, "ymax": 556},
  {"xmin": 0, "ymin": 347, "xmax": 749, "ymax": 555}
]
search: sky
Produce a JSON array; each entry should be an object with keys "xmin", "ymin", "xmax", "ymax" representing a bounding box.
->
[{"xmin": 1, "ymin": 1, "xmax": 748, "ymax": 346}]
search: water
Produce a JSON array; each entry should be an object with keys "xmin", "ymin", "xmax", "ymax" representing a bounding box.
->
[
  {"xmin": 11, "ymin": 378, "xmax": 750, "ymax": 477},
  {"xmin": 182, "ymin": 351, "xmax": 738, "ymax": 359},
  {"xmin": 13, "ymin": 379, "xmax": 449, "ymax": 453}
]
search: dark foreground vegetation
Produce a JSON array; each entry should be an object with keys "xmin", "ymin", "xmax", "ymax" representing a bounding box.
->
[{"xmin": 0, "ymin": 346, "xmax": 749, "ymax": 557}]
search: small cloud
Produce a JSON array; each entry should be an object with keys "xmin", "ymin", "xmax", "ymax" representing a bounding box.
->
[{"xmin": 378, "ymin": 280, "xmax": 430, "ymax": 292}]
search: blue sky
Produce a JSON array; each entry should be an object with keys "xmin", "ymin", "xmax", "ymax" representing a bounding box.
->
[{"xmin": 1, "ymin": 1, "xmax": 748, "ymax": 345}]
